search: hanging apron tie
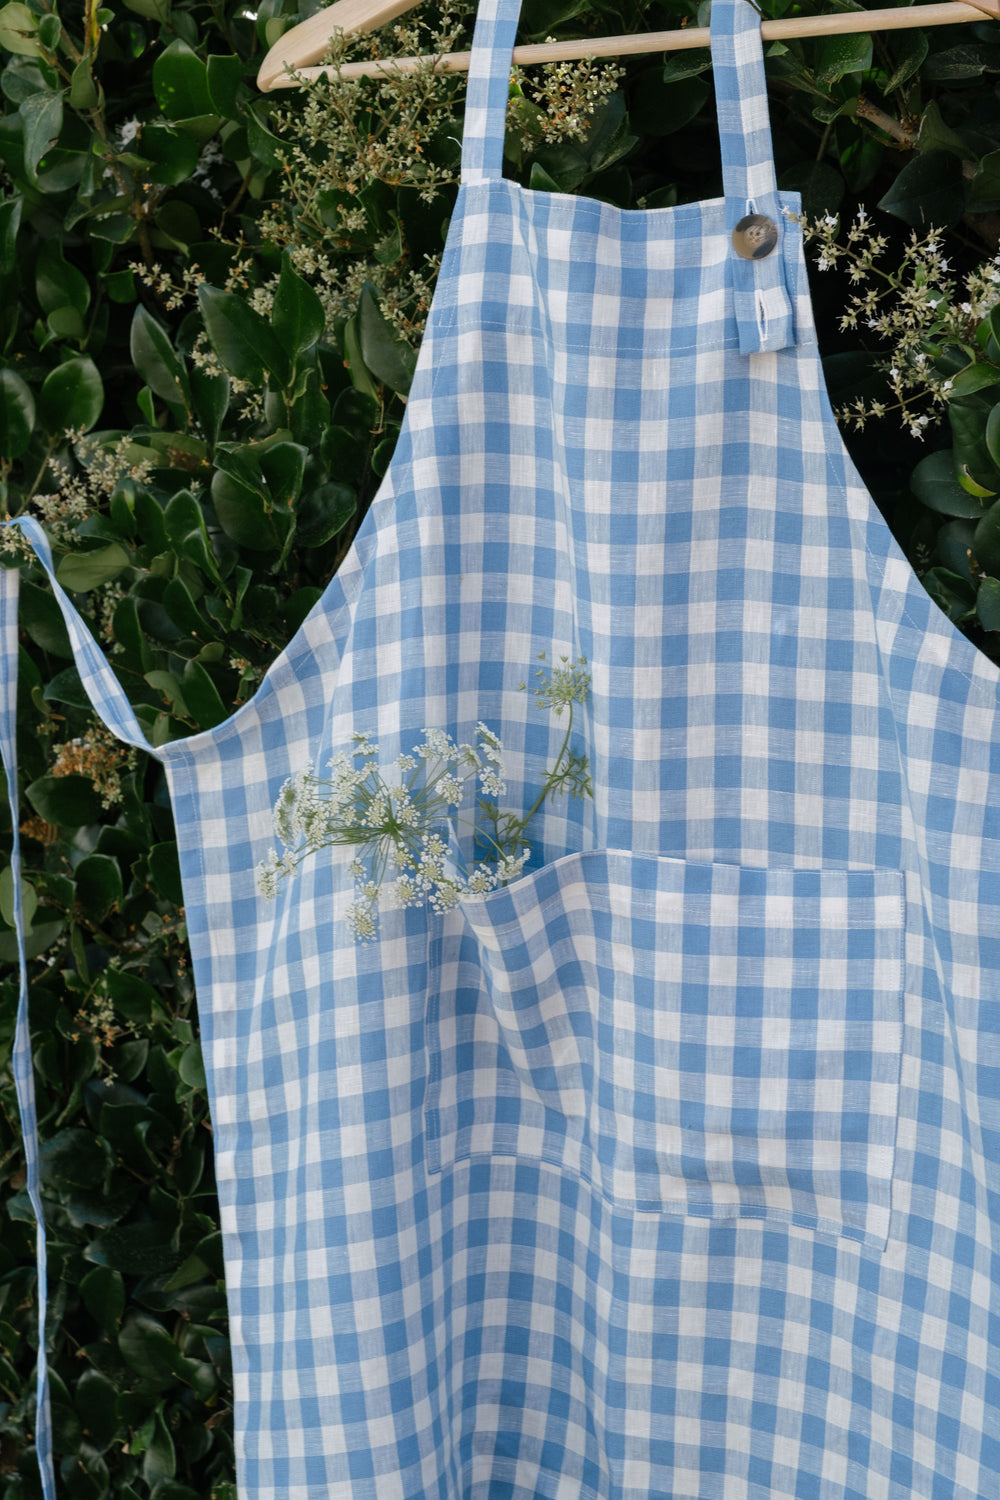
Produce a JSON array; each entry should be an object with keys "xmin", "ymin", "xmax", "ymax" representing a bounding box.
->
[{"xmin": 0, "ymin": 516, "xmax": 160, "ymax": 1500}]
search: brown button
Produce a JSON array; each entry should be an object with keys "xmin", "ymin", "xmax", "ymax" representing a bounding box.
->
[{"xmin": 731, "ymin": 213, "xmax": 778, "ymax": 260}]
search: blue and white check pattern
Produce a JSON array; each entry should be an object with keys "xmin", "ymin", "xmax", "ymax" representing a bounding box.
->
[{"xmin": 3, "ymin": 0, "xmax": 1000, "ymax": 1495}]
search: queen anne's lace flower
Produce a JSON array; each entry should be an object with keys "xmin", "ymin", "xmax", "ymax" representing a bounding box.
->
[{"xmin": 257, "ymin": 662, "xmax": 592, "ymax": 939}]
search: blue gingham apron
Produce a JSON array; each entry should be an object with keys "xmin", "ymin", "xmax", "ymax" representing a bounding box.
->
[{"xmin": 4, "ymin": 0, "xmax": 1000, "ymax": 1495}]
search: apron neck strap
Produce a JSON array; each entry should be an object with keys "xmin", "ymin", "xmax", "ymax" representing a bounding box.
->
[
  {"xmin": 460, "ymin": 0, "xmax": 783, "ymax": 203},
  {"xmin": 460, "ymin": 0, "xmax": 798, "ymax": 354}
]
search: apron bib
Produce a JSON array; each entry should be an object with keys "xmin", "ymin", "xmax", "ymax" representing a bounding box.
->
[{"xmin": 4, "ymin": 1, "xmax": 1000, "ymax": 1496}]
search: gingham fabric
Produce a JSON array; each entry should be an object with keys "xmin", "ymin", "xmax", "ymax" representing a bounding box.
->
[{"xmin": 3, "ymin": 0, "xmax": 1000, "ymax": 1494}]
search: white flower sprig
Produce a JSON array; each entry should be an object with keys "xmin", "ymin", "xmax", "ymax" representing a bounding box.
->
[
  {"xmin": 795, "ymin": 208, "xmax": 1000, "ymax": 441},
  {"xmin": 257, "ymin": 655, "xmax": 592, "ymax": 939}
]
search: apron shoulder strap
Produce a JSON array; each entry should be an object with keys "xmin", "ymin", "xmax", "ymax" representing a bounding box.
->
[{"xmin": 460, "ymin": 0, "xmax": 799, "ymax": 355}]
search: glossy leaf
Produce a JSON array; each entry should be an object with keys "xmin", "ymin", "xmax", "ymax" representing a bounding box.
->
[
  {"xmin": 20, "ymin": 577, "xmax": 72, "ymax": 656},
  {"xmin": 272, "ymin": 250, "xmax": 325, "ymax": 357},
  {"xmin": 26, "ymin": 773, "xmax": 102, "ymax": 827},
  {"xmin": 75, "ymin": 853, "xmax": 124, "ymax": 921},
  {"xmin": 207, "ymin": 53, "xmax": 245, "ymax": 119},
  {"xmin": 0, "ymin": 864, "xmax": 37, "ymax": 929},
  {"xmin": 79, "ymin": 1265, "xmax": 126, "ymax": 1332},
  {"xmin": 877, "ymin": 149, "xmax": 965, "ymax": 229},
  {"xmin": 0, "ymin": 1, "xmax": 40, "ymax": 56},
  {"xmin": 259, "ymin": 440, "xmax": 306, "ymax": 507},
  {"xmin": 74, "ymin": 1368, "xmax": 122, "ymax": 1452},
  {"xmin": 56, "ymin": 541, "xmax": 130, "ymax": 592},
  {"xmin": 138, "ymin": 122, "xmax": 200, "ymax": 186},
  {"xmin": 149, "ymin": 840, "xmax": 184, "ymax": 905},
  {"xmin": 37, "ymin": 356, "xmax": 104, "ymax": 434},
  {"xmin": 131, "ymin": 304, "xmax": 190, "ymax": 408},
  {"xmin": 20, "ymin": 88, "xmax": 63, "ymax": 179},
  {"xmin": 211, "ymin": 467, "xmax": 275, "ymax": 550},
  {"xmin": 357, "ymin": 282, "xmax": 416, "ymax": 396},
  {"xmin": 153, "ymin": 38, "xmax": 213, "ymax": 120},
  {"xmin": 949, "ymin": 397, "xmax": 1000, "ymax": 496},
  {"xmin": 295, "ymin": 481, "xmax": 356, "ymax": 548},
  {"xmin": 190, "ymin": 366, "xmax": 230, "ymax": 447},
  {"xmin": 973, "ymin": 498, "xmax": 1000, "ymax": 575},
  {"xmin": 36, "ymin": 239, "xmax": 90, "ymax": 316},
  {"xmin": 0, "ymin": 366, "xmax": 34, "ymax": 457},
  {"xmin": 977, "ymin": 575, "xmax": 1000, "ymax": 631},
  {"xmin": 198, "ymin": 284, "xmax": 291, "ymax": 387},
  {"xmin": 911, "ymin": 449, "xmax": 987, "ymax": 518}
]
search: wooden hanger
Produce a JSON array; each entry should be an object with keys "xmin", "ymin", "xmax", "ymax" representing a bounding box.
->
[{"xmin": 258, "ymin": 0, "xmax": 1000, "ymax": 92}]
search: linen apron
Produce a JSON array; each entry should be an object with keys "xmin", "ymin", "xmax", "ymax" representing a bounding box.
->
[{"xmin": 4, "ymin": 0, "xmax": 1000, "ymax": 1494}]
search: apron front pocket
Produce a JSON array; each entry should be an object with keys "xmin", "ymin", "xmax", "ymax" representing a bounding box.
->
[{"xmin": 424, "ymin": 850, "xmax": 905, "ymax": 1249}]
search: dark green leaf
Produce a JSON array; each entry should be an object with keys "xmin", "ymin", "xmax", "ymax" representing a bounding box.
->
[
  {"xmin": 40, "ymin": 669, "xmax": 86, "ymax": 708},
  {"xmin": 190, "ymin": 367, "xmax": 230, "ymax": 447},
  {"xmin": 911, "ymin": 449, "xmax": 987, "ymax": 518},
  {"xmin": 631, "ymin": 70, "xmax": 709, "ymax": 137},
  {"xmin": 977, "ymin": 574, "xmax": 1000, "ymax": 630},
  {"xmin": 37, "ymin": 356, "xmax": 104, "ymax": 434},
  {"xmin": 79, "ymin": 1265, "xmax": 126, "ymax": 1333},
  {"xmin": 920, "ymin": 564, "xmax": 975, "ymax": 622},
  {"xmin": 112, "ymin": 593, "xmax": 154, "ymax": 670},
  {"xmin": 259, "ymin": 440, "xmax": 306, "ymax": 507},
  {"xmin": 90, "ymin": 1225, "xmax": 181, "ymax": 1279},
  {"xmin": 877, "ymin": 149, "xmax": 965, "ymax": 229},
  {"xmin": 19, "ymin": 88, "xmax": 62, "ymax": 179},
  {"xmin": 75, "ymin": 852, "xmax": 124, "ymax": 921},
  {"xmin": 180, "ymin": 659, "xmax": 228, "ymax": 729},
  {"xmin": 777, "ymin": 160, "xmax": 844, "ymax": 219},
  {"xmin": 884, "ymin": 27, "xmax": 928, "ymax": 94},
  {"xmin": 986, "ymin": 403, "xmax": 1000, "ymax": 472},
  {"xmin": 295, "ymin": 481, "xmax": 355, "ymax": 548},
  {"xmin": 816, "ymin": 31, "xmax": 872, "ymax": 84},
  {"xmin": 198, "ymin": 284, "xmax": 291, "ymax": 387},
  {"xmin": 357, "ymin": 283, "xmax": 416, "ymax": 396},
  {"xmin": 163, "ymin": 574, "xmax": 210, "ymax": 639},
  {"xmin": 245, "ymin": 105, "xmax": 283, "ymax": 168},
  {"xmin": 272, "ymin": 250, "xmax": 325, "ymax": 357},
  {"xmin": 19, "ymin": 578, "xmax": 71, "ymax": 656},
  {"xmin": 177, "ymin": 1040, "xmax": 206, "ymax": 1090},
  {"xmin": 138, "ymin": 122, "xmax": 201, "ymax": 186},
  {"xmin": 56, "ymin": 541, "xmax": 130, "ymax": 592},
  {"xmin": 36, "ymin": 241, "xmax": 89, "ymax": 316},
  {"xmin": 0, "ymin": 366, "xmax": 34, "ymax": 457},
  {"xmin": 967, "ymin": 150, "xmax": 1000, "ymax": 214},
  {"xmin": 152, "ymin": 39, "xmax": 213, "ymax": 120},
  {"xmin": 0, "ymin": 193, "xmax": 22, "ymax": 275},
  {"xmin": 105, "ymin": 968, "xmax": 161, "ymax": 1025},
  {"xmin": 41, "ymin": 1128, "xmax": 107, "ymax": 1190},
  {"xmin": 207, "ymin": 53, "xmax": 244, "ymax": 118},
  {"xmin": 131, "ymin": 304, "xmax": 190, "ymax": 408},
  {"xmin": 922, "ymin": 41, "xmax": 1000, "ymax": 82},
  {"xmin": 973, "ymin": 497, "xmax": 1000, "ymax": 575},
  {"xmin": 211, "ymin": 468, "xmax": 275, "ymax": 550},
  {"xmin": 149, "ymin": 840, "xmax": 184, "ymax": 905},
  {"xmin": 916, "ymin": 100, "xmax": 971, "ymax": 160},
  {"xmin": 143, "ymin": 1404, "xmax": 177, "ymax": 1485},
  {"xmin": 26, "ymin": 773, "xmax": 102, "ymax": 827},
  {"xmin": 949, "ymin": 397, "xmax": 1000, "ymax": 496},
  {"xmin": 74, "ymin": 1368, "xmax": 122, "ymax": 1452}
]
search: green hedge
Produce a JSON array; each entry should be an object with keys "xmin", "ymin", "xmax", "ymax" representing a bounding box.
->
[{"xmin": 0, "ymin": 0, "xmax": 999, "ymax": 1495}]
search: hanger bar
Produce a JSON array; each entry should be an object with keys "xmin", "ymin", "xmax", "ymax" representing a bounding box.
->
[{"xmin": 258, "ymin": 1, "xmax": 999, "ymax": 91}]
